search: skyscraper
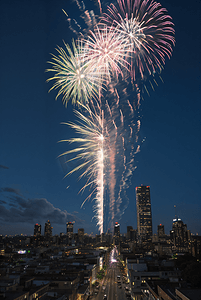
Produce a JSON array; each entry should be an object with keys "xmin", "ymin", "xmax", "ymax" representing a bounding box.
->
[
  {"xmin": 170, "ymin": 218, "xmax": 188, "ymax": 250},
  {"xmin": 44, "ymin": 220, "xmax": 52, "ymax": 238},
  {"xmin": 114, "ymin": 222, "xmax": 120, "ymax": 236},
  {"xmin": 127, "ymin": 226, "xmax": 137, "ymax": 241},
  {"xmin": 34, "ymin": 223, "xmax": 41, "ymax": 236},
  {"xmin": 66, "ymin": 222, "xmax": 74, "ymax": 238},
  {"xmin": 136, "ymin": 185, "xmax": 153, "ymax": 243},
  {"xmin": 127, "ymin": 226, "xmax": 133, "ymax": 240},
  {"xmin": 78, "ymin": 228, "xmax": 84, "ymax": 243},
  {"xmin": 157, "ymin": 224, "xmax": 165, "ymax": 237}
]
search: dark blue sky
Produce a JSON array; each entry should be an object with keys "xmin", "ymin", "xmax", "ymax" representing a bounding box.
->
[{"xmin": 0, "ymin": 0, "xmax": 200, "ymax": 236}]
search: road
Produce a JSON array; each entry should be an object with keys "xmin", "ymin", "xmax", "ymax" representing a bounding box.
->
[{"xmin": 91, "ymin": 247, "xmax": 130, "ymax": 300}]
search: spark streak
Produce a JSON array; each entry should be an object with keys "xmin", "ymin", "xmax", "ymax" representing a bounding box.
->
[{"xmin": 58, "ymin": 104, "xmax": 105, "ymax": 233}]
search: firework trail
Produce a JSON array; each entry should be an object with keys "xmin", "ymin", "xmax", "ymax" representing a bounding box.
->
[
  {"xmin": 58, "ymin": 85, "xmax": 140, "ymax": 233},
  {"xmin": 47, "ymin": 0, "xmax": 174, "ymax": 233},
  {"xmin": 96, "ymin": 79, "xmax": 141, "ymax": 231},
  {"xmin": 58, "ymin": 103, "xmax": 104, "ymax": 233},
  {"xmin": 107, "ymin": 80, "xmax": 140, "ymax": 229}
]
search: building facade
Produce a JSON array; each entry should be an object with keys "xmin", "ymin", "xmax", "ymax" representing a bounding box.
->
[
  {"xmin": 44, "ymin": 220, "xmax": 52, "ymax": 238},
  {"xmin": 136, "ymin": 185, "xmax": 153, "ymax": 243},
  {"xmin": 170, "ymin": 218, "xmax": 189, "ymax": 251},
  {"xmin": 78, "ymin": 228, "xmax": 84, "ymax": 243},
  {"xmin": 114, "ymin": 222, "xmax": 120, "ymax": 236},
  {"xmin": 34, "ymin": 223, "xmax": 41, "ymax": 236},
  {"xmin": 157, "ymin": 224, "xmax": 165, "ymax": 237},
  {"xmin": 66, "ymin": 222, "xmax": 74, "ymax": 239}
]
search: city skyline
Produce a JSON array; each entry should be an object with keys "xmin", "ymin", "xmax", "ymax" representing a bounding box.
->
[
  {"xmin": 0, "ymin": 0, "xmax": 201, "ymax": 236},
  {"xmin": 1, "ymin": 216, "xmax": 198, "ymax": 238}
]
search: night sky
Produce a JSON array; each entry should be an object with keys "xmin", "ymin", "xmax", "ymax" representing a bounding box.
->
[{"xmin": 0, "ymin": 0, "xmax": 200, "ymax": 236}]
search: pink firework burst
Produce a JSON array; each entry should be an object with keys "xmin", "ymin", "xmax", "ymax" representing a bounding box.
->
[
  {"xmin": 82, "ymin": 25, "xmax": 130, "ymax": 82},
  {"xmin": 101, "ymin": 0, "xmax": 175, "ymax": 81}
]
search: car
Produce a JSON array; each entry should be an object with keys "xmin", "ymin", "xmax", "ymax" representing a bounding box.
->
[{"xmin": 103, "ymin": 295, "xmax": 107, "ymax": 300}]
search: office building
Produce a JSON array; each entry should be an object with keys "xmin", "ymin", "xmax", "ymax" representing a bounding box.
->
[
  {"xmin": 78, "ymin": 228, "xmax": 84, "ymax": 236},
  {"xmin": 34, "ymin": 223, "xmax": 41, "ymax": 236},
  {"xmin": 157, "ymin": 224, "xmax": 165, "ymax": 237},
  {"xmin": 78, "ymin": 228, "xmax": 84, "ymax": 243},
  {"xmin": 170, "ymin": 218, "xmax": 188, "ymax": 251},
  {"xmin": 114, "ymin": 222, "xmax": 120, "ymax": 236},
  {"xmin": 44, "ymin": 220, "xmax": 52, "ymax": 238},
  {"xmin": 66, "ymin": 222, "xmax": 74, "ymax": 238},
  {"xmin": 127, "ymin": 226, "xmax": 133, "ymax": 240},
  {"xmin": 136, "ymin": 185, "xmax": 153, "ymax": 243}
]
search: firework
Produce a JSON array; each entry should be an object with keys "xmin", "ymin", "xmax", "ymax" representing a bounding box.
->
[
  {"xmin": 58, "ymin": 80, "xmax": 140, "ymax": 233},
  {"xmin": 101, "ymin": 0, "xmax": 175, "ymax": 81},
  {"xmin": 58, "ymin": 104, "xmax": 104, "ymax": 233},
  {"xmin": 82, "ymin": 25, "xmax": 130, "ymax": 81},
  {"xmin": 47, "ymin": 39, "xmax": 104, "ymax": 106},
  {"xmin": 47, "ymin": 0, "xmax": 175, "ymax": 234}
]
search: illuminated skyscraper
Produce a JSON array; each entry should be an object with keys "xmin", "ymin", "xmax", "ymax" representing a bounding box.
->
[
  {"xmin": 44, "ymin": 220, "xmax": 52, "ymax": 237},
  {"xmin": 66, "ymin": 222, "xmax": 74, "ymax": 238},
  {"xmin": 34, "ymin": 223, "xmax": 41, "ymax": 236},
  {"xmin": 114, "ymin": 222, "xmax": 120, "ymax": 236},
  {"xmin": 136, "ymin": 185, "xmax": 153, "ymax": 243},
  {"xmin": 170, "ymin": 218, "xmax": 188, "ymax": 250}
]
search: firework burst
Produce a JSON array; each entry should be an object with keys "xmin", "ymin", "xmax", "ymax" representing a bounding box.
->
[
  {"xmin": 47, "ymin": 39, "xmax": 104, "ymax": 106},
  {"xmin": 101, "ymin": 0, "xmax": 175, "ymax": 81},
  {"xmin": 82, "ymin": 25, "xmax": 130, "ymax": 81}
]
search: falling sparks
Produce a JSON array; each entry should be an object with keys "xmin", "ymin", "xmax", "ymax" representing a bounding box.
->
[{"xmin": 47, "ymin": 0, "xmax": 175, "ymax": 233}]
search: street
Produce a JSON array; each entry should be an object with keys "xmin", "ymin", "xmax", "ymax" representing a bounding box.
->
[{"xmin": 91, "ymin": 247, "xmax": 130, "ymax": 300}]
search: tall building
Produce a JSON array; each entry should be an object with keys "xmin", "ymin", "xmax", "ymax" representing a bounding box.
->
[
  {"xmin": 44, "ymin": 220, "xmax": 52, "ymax": 238},
  {"xmin": 136, "ymin": 185, "xmax": 153, "ymax": 243},
  {"xmin": 170, "ymin": 218, "xmax": 188, "ymax": 251},
  {"xmin": 78, "ymin": 228, "xmax": 84, "ymax": 236},
  {"xmin": 34, "ymin": 223, "xmax": 41, "ymax": 236},
  {"xmin": 127, "ymin": 226, "xmax": 133, "ymax": 240},
  {"xmin": 78, "ymin": 228, "xmax": 84, "ymax": 243},
  {"xmin": 114, "ymin": 222, "xmax": 120, "ymax": 236},
  {"xmin": 127, "ymin": 226, "xmax": 137, "ymax": 241},
  {"xmin": 66, "ymin": 222, "xmax": 74, "ymax": 238},
  {"xmin": 157, "ymin": 224, "xmax": 165, "ymax": 237}
]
